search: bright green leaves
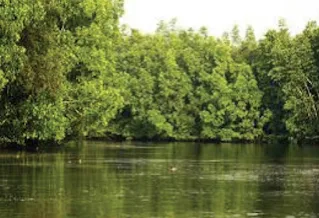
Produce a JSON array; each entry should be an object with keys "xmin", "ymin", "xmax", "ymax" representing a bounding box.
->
[
  {"xmin": 0, "ymin": 0, "xmax": 36, "ymax": 40},
  {"xmin": 66, "ymin": 0, "xmax": 126, "ymax": 139},
  {"xmin": 253, "ymin": 26, "xmax": 292, "ymax": 135},
  {"xmin": 3, "ymin": 2, "xmax": 319, "ymax": 144},
  {"xmin": 0, "ymin": 0, "xmax": 125, "ymax": 145},
  {"xmin": 63, "ymin": 0, "xmax": 125, "ymax": 138},
  {"xmin": 200, "ymin": 60, "xmax": 264, "ymax": 141},
  {"xmin": 147, "ymin": 110, "xmax": 173, "ymax": 138},
  {"xmin": 280, "ymin": 31, "xmax": 319, "ymax": 138},
  {"xmin": 66, "ymin": 80, "xmax": 124, "ymax": 137},
  {"xmin": 21, "ymin": 93, "xmax": 68, "ymax": 141},
  {"xmin": 113, "ymin": 21, "xmax": 265, "ymax": 142},
  {"xmin": 254, "ymin": 21, "xmax": 319, "ymax": 140}
]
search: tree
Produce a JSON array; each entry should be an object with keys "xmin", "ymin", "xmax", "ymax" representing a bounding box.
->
[{"xmin": 0, "ymin": 0, "xmax": 125, "ymax": 144}]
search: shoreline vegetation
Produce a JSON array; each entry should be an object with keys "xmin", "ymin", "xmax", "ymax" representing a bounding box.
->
[{"xmin": 1, "ymin": 1, "xmax": 319, "ymax": 147}]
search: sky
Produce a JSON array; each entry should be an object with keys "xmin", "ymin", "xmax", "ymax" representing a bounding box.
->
[{"xmin": 121, "ymin": 0, "xmax": 319, "ymax": 38}]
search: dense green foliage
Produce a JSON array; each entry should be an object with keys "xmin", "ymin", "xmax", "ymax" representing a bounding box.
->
[
  {"xmin": 110, "ymin": 25, "xmax": 267, "ymax": 141},
  {"xmin": 0, "ymin": 0, "xmax": 125, "ymax": 144},
  {"xmin": 1, "ymin": 1, "xmax": 319, "ymax": 144}
]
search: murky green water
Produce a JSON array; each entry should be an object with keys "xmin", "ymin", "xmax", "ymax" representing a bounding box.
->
[{"xmin": 0, "ymin": 142, "xmax": 319, "ymax": 218}]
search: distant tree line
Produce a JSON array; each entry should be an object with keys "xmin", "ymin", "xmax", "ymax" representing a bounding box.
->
[{"xmin": 1, "ymin": 0, "xmax": 319, "ymax": 145}]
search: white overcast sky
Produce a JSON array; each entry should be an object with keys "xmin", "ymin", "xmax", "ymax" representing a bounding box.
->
[{"xmin": 121, "ymin": 0, "xmax": 319, "ymax": 38}]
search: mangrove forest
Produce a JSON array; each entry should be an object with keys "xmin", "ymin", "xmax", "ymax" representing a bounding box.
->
[{"xmin": 1, "ymin": 0, "xmax": 319, "ymax": 145}]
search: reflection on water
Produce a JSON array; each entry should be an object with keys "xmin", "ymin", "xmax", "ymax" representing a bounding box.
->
[{"xmin": 0, "ymin": 142, "xmax": 319, "ymax": 218}]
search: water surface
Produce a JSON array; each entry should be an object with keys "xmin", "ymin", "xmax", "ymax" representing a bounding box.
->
[{"xmin": 0, "ymin": 142, "xmax": 319, "ymax": 218}]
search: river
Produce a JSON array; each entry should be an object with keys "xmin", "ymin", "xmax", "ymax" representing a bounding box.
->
[{"xmin": 0, "ymin": 141, "xmax": 319, "ymax": 218}]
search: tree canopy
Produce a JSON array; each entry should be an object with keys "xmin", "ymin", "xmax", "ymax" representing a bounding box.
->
[{"xmin": 1, "ymin": 1, "xmax": 319, "ymax": 145}]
